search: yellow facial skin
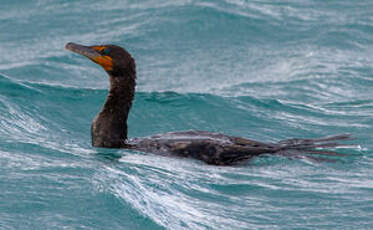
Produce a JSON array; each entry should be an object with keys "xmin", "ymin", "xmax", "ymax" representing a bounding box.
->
[
  {"xmin": 65, "ymin": 43, "xmax": 114, "ymax": 71},
  {"xmin": 92, "ymin": 46, "xmax": 106, "ymax": 52},
  {"xmin": 92, "ymin": 46, "xmax": 113, "ymax": 71}
]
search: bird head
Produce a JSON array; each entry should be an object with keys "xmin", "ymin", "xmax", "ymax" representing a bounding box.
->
[{"xmin": 65, "ymin": 42, "xmax": 135, "ymax": 77}]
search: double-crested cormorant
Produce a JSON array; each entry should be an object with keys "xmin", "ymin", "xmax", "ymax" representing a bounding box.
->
[{"xmin": 65, "ymin": 42, "xmax": 351, "ymax": 165}]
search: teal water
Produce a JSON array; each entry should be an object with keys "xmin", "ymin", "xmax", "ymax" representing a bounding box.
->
[{"xmin": 1, "ymin": 0, "xmax": 372, "ymax": 229}]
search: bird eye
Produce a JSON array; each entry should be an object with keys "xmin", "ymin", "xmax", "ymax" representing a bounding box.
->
[{"xmin": 102, "ymin": 48, "xmax": 111, "ymax": 55}]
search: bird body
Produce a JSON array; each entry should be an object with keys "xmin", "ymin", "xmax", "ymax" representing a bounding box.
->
[
  {"xmin": 127, "ymin": 130, "xmax": 277, "ymax": 165},
  {"xmin": 65, "ymin": 42, "xmax": 351, "ymax": 165}
]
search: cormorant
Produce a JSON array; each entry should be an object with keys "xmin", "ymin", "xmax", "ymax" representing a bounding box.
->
[{"xmin": 65, "ymin": 42, "xmax": 351, "ymax": 165}]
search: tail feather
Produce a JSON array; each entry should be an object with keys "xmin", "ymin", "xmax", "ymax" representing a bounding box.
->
[
  {"xmin": 292, "ymin": 142, "xmax": 343, "ymax": 149},
  {"xmin": 275, "ymin": 133, "xmax": 352, "ymax": 158},
  {"xmin": 219, "ymin": 134, "xmax": 353, "ymax": 165},
  {"xmin": 278, "ymin": 133, "xmax": 351, "ymax": 145}
]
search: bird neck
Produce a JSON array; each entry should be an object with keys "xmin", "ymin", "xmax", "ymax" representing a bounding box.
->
[{"xmin": 91, "ymin": 73, "xmax": 136, "ymax": 148}]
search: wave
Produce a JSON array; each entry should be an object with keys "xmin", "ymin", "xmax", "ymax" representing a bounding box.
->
[
  {"xmin": 2, "ymin": 66, "xmax": 369, "ymax": 144},
  {"xmin": 1, "ymin": 0, "xmax": 372, "ymax": 229}
]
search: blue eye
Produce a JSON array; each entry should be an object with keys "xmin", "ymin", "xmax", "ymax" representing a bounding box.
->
[{"xmin": 103, "ymin": 48, "xmax": 111, "ymax": 55}]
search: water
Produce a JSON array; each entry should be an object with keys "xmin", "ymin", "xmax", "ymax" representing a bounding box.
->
[{"xmin": 1, "ymin": 0, "xmax": 372, "ymax": 229}]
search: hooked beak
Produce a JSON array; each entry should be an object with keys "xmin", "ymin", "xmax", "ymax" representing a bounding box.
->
[{"xmin": 65, "ymin": 42, "xmax": 113, "ymax": 71}]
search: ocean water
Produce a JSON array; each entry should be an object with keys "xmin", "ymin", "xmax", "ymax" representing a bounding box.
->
[{"xmin": 1, "ymin": 0, "xmax": 372, "ymax": 229}]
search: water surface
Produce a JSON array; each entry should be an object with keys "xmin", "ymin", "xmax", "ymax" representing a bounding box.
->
[{"xmin": 0, "ymin": 0, "xmax": 372, "ymax": 229}]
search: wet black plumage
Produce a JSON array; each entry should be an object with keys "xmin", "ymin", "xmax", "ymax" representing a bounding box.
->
[{"xmin": 66, "ymin": 42, "xmax": 351, "ymax": 165}]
